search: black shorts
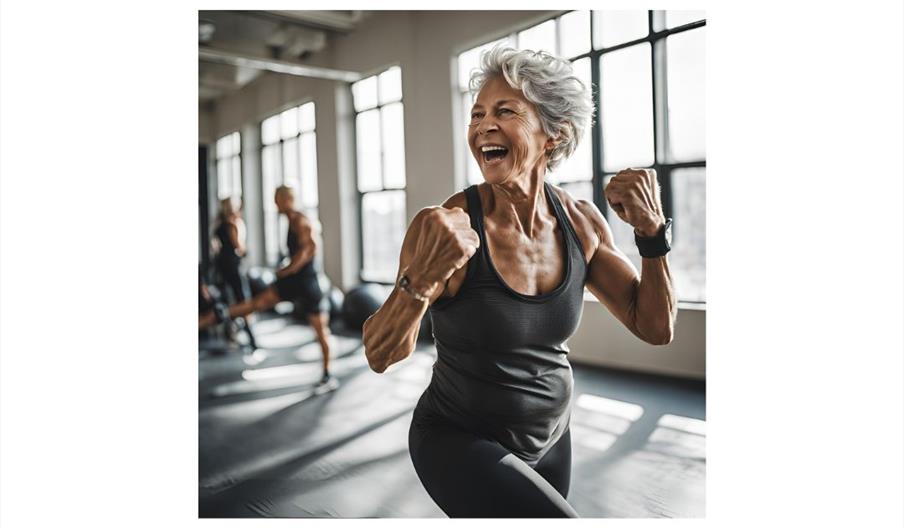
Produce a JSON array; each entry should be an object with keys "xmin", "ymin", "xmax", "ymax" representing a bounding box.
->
[{"xmin": 273, "ymin": 272, "xmax": 329, "ymax": 316}]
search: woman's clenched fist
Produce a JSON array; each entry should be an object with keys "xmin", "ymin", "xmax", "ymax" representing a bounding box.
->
[
  {"xmin": 406, "ymin": 206, "xmax": 480, "ymax": 296},
  {"xmin": 604, "ymin": 168, "xmax": 666, "ymax": 237}
]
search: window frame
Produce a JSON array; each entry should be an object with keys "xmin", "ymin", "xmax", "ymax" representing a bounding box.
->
[
  {"xmin": 352, "ymin": 65, "xmax": 407, "ymax": 284},
  {"xmin": 215, "ymin": 131, "xmax": 242, "ymax": 201},
  {"xmin": 457, "ymin": 11, "xmax": 707, "ymax": 305},
  {"xmin": 259, "ymin": 100, "xmax": 319, "ymax": 267}
]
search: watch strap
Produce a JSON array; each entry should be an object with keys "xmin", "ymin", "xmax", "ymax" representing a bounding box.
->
[
  {"xmin": 635, "ymin": 218, "xmax": 672, "ymax": 258},
  {"xmin": 397, "ymin": 274, "xmax": 429, "ymax": 302}
]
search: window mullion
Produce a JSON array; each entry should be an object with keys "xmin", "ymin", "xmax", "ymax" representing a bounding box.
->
[{"xmin": 590, "ymin": 48, "xmax": 606, "ymax": 219}]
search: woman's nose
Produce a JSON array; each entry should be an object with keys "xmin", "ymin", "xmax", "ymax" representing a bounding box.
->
[{"xmin": 476, "ymin": 117, "xmax": 498, "ymax": 135}]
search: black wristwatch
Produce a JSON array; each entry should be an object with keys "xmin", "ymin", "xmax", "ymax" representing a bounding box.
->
[{"xmin": 634, "ymin": 218, "xmax": 672, "ymax": 258}]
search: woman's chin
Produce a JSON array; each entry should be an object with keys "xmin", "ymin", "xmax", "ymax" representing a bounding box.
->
[{"xmin": 480, "ymin": 163, "xmax": 511, "ymax": 184}]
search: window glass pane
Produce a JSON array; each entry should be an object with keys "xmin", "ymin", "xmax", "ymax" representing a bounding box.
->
[
  {"xmin": 600, "ymin": 43, "xmax": 654, "ymax": 171},
  {"xmin": 378, "ymin": 66, "xmax": 403, "ymax": 104},
  {"xmin": 517, "ymin": 19, "xmax": 557, "ymax": 55},
  {"xmin": 261, "ymin": 115, "xmax": 280, "ymax": 145},
  {"xmin": 571, "ymin": 56, "xmax": 592, "ymax": 96},
  {"xmin": 282, "ymin": 136, "xmax": 299, "ymax": 188},
  {"xmin": 559, "ymin": 10, "xmax": 591, "ymax": 58},
  {"xmin": 231, "ymin": 156, "xmax": 242, "ymax": 198},
  {"xmin": 261, "ymin": 144, "xmax": 281, "ymax": 265},
  {"xmin": 352, "ymin": 75, "xmax": 378, "ymax": 112},
  {"xmin": 361, "ymin": 190, "xmax": 406, "ymax": 283},
  {"xmin": 216, "ymin": 135, "xmax": 231, "ymax": 158},
  {"xmin": 670, "ymin": 167, "xmax": 706, "ymax": 302},
  {"xmin": 561, "ymin": 180, "xmax": 593, "ymax": 203},
  {"xmin": 666, "ymin": 10, "xmax": 705, "ymax": 29},
  {"xmin": 603, "ymin": 174, "xmax": 642, "ymax": 271},
  {"xmin": 356, "ymin": 109, "xmax": 382, "ymax": 192},
  {"xmin": 299, "ymin": 132, "xmax": 319, "ymax": 209},
  {"xmin": 381, "ymin": 103, "xmax": 406, "ymax": 189},
  {"xmin": 262, "ymin": 144, "xmax": 281, "ymax": 193},
  {"xmin": 232, "ymin": 131, "xmax": 241, "ymax": 154},
  {"xmin": 217, "ymin": 159, "xmax": 231, "ymax": 199},
  {"xmin": 554, "ymin": 126, "xmax": 592, "ymax": 183},
  {"xmin": 666, "ymin": 28, "xmax": 705, "ymax": 162},
  {"xmin": 264, "ymin": 212, "xmax": 280, "ymax": 266},
  {"xmin": 458, "ymin": 36, "xmax": 514, "ymax": 91},
  {"xmin": 280, "ymin": 106, "xmax": 299, "ymax": 139},
  {"xmin": 299, "ymin": 102, "xmax": 316, "ymax": 133},
  {"xmin": 593, "ymin": 10, "xmax": 648, "ymax": 49}
]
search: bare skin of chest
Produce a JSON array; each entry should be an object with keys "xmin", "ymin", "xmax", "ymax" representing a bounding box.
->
[{"xmin": 440, "ymin": 212, "xmax": 566, "ymax": 298}]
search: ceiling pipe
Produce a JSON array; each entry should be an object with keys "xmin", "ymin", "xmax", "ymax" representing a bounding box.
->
[{"xmin": 199, "ymin": 47, "xmax": 362, "ymax": 83}]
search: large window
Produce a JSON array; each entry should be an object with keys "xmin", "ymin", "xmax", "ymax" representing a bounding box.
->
[
  {"xmin": 215, "ymin": 131, "xmax": 241, "ymax": 200},
  {"xmin": 352, "ymin": 66, "xmax": 407, "ymax": 283},
  {"xmin": 456, "ymin": 11, "xmax": 706, "ymax": 303},
  {"xmin": 260, "ymin": 102, "xmax": 319, "ymax": 266}
]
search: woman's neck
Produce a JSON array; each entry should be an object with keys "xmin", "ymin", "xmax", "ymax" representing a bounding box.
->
[{"xmin": 485, "ymin": 164, "xmax": 550, "ymax": 238}]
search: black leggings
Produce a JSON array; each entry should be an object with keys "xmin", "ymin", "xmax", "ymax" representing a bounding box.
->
[
  {"xmin": 216, "ymin": 261, "xmax": 249, "ymax": 304},
  {"xmin": 408, "ymin": 416, "xmax": 578, "ymax": 518}
]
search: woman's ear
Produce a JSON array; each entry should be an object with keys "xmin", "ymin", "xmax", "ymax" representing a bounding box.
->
[
  {"xmin": 545, "ymin": 135, "xmax": 562, "ymax": 155},
  {"xmin": 545, "ymin": 124, "xmax": 569, "ymax": 154}
]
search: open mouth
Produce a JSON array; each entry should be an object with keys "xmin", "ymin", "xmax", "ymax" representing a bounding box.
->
[{"xmin": 480, "ymin": 145, "xmax": 509, "ymax": 165}]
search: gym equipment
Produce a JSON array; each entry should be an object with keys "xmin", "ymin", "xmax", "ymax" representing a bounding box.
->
[
  {"xmin": 313, "ymin": 274, "xmax": 345, "ymax": 318},
  {"xmin": 327, "ymin": 286, "xmax": 344, "ymax": 319},
  {"xmin": 341, "ymin": 283, "xmax": 390, "ymax": 331},
  {"xmin": 247, "ymin": 267, "xmax": 276, "ymax": 296}
]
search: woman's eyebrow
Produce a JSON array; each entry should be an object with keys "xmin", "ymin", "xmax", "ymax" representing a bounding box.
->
[{"xmin": 471, "ymin": 99, "xmax": 521, "ymax": 110}]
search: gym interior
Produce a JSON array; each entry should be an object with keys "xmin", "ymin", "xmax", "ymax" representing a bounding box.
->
[{"xmin": 198, "ymin": 10, "xmax": 706, "ymax": 518}]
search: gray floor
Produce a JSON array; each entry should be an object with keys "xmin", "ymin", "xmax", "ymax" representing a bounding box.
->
[{"xmin": 199, "ymin": 313, "xmax": 705, "ymax": 518}]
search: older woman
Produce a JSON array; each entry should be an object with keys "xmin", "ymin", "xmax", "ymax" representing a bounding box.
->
[{"xmin": 362, "ymin": 47, "xmax": 677, "ymax": 518}]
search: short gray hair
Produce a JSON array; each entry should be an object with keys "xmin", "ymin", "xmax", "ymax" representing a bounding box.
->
[{"xmin": 469, "ymin": 46, "xmax": 594, "ymax": 171}]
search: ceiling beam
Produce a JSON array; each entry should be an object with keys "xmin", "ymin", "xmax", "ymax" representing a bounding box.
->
[
  {"xmin": 256, "ymin": 10, "xmax": 363, "ymax": 32},
  {"xmin": 199, "ymin": 47, "xmax": 362, "ymax": 83}
]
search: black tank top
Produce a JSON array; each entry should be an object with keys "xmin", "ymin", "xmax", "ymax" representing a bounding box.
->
[
  {"xmin": 214, "ymin": 219, "xmax": 240, "ymax": 268},
  {"xmin": 287, "ymin": 212, "xmax": 317, "ymax": 276},
  {"xmin": 421, "ymin": 182, "xmax": 588, "ymax": 465}
]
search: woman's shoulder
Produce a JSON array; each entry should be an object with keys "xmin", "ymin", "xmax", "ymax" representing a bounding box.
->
[
  {"xmin": 548, "ymin": 183, "xmax": 603, "ymax": 262},
  {"xmin": 411, "ymin": 189, "xmax": 469, "ymax": 222},
  {"xmin": 440, "ymin": 189, "xmax": 468, "ymax": 212}
]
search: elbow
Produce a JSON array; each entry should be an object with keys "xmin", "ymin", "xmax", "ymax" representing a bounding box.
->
[
  {"xmin": 647, "ymin": 326, "xmax": 674, "ymax": 346},
  {"xmin": 650, "ymin": 333, "xmax": 673, "ymax": 346}
]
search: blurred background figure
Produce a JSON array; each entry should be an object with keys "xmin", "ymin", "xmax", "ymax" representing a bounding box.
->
[{"xmin": 212, "ymin": 196, "xmax": 249, "ymax": 305}]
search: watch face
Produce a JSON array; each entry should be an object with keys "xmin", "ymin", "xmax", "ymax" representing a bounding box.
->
[{"xmin": 665, "ymin": 222, "xmax": 673, "ymax": 245}]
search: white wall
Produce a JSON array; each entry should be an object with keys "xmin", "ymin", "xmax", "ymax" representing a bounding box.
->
[
  {"xmin": 570, "ymin": 298, "xmax": 705, "ymax": 379},
  {"xmin": 201, "ymin": 10, "xmax": 706, "ymax": 379}
]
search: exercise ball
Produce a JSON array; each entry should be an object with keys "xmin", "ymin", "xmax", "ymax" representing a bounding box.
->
[
  {"xmin": 342, "ymin": 283, "xmax": 390, "ymax": 332},
  {"xmin": 328, "ymin": 286, "xmax": 345, "ymax": 319},
  {"xmin": 247, "ymin": 267, "xmax": 275, "ymax": 296}
]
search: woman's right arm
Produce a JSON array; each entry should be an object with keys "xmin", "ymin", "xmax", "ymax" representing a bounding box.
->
[{"xmin": 362, "ymin": 206, "xmax": 479, "ymax": 373}]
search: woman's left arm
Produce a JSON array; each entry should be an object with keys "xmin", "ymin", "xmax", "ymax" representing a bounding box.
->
[{"xmin": 576, "ymin": 168, "xmax": 677, "ymax": 345}]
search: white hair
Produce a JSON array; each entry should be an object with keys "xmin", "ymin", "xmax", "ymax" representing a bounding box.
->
[{"xmin": 469, "ymin": 46, "xmax": 594, "ymax": 171}]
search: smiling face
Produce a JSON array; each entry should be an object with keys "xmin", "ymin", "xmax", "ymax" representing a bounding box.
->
[{"xmin": 468, "ymin": 75, "xmax": 556, "ymax": 185}]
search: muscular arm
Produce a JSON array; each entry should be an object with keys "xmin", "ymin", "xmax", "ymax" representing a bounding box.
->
[
  {"xmin": 362, "ymin": 208, "xmax": 447, "ymax": 373},
  {"xmin": 228, "ymin": 219, "xmax": 246, "ymax": 257},
  {"xmin": 277, "ymin": 215, "xmax": 317, "ymax": 277},
  {"xmin": 577, "ymin": 199, "xmax": 677, "ymax": 345}
]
